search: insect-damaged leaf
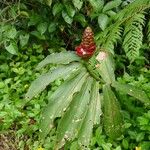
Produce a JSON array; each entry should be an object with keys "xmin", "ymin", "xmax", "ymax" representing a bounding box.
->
[
  {"xmin": 78, "ymin": 80, "xmax": 102, "ymax": 147},
  {"xmin": 26, "ymin": 63, "xmax": 81, "ymax": 100},
  {"xmin": 112, "ymin": 81, "xmax": 150, "ymax": 107},
  {"xmin": 39, "ymin": 69, "xmax": 88, "ymax": 139},
  {"xmin": 103, "ymin": 84, "xmax": 123, "ymax": 139},
  {"xmin": 55, "ymin": 77, "xmax": 93, "ymax": 149}
]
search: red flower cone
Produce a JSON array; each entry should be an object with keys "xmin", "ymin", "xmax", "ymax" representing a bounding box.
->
[{"xmin": 75, "ymin": 27, "xmax": 96, "ymax": 58}]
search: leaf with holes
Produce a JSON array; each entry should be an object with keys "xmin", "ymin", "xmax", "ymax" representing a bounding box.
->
[
  {"xmin": 103, "ymin": 84, "xmax": 123, "ymax": 139},
  {"xmin": 112, "ymin": 81, "xmax": 150, "ymax": 107},
  {"xmin": 55, "ymin": 77, "xmax": 93, "ymax": 149},
  {"xmin": 78, "ymin": 80, "xmax": 102, "ymax": 147},
  {"xmin": 26, "ymin": 63, "xmax": 81, "ymax": 99},
  {"xmin": 39, "ymin": 69, "xmax": 88, "ymax": 139}
]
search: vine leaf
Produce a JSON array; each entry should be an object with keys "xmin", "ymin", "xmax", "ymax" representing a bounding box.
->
[
  {"xmin": 25, "ymin": 63, "xmax": 81, "ymax": 100},
  {"xmin": 103, "ymin": 84, "xmax": 123, "ymax": 139},
  {"xmin": 36, "ymin": 51, "xmax": 81, "ymax": 70},
  {"xmin": 112, "ymin": 81, "xmax": 150, "ymax": 107},
  {"xmin": 39, "ymin": 69, "xmax": 88, "ymax": 139}
]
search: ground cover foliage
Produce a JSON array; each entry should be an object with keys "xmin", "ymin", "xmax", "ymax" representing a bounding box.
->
[{"xmin": 0, "ymin": 0, "xmax": 150, "ymax": 150}]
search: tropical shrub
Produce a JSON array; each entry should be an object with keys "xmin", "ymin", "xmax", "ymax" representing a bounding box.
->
[
  {"xmin": 1, "ymin": 0, "xmax": 150, "ymax": 149},
  {"xmin": 26, "ymin": 0, "xmax": 150, "ymax": 148}
]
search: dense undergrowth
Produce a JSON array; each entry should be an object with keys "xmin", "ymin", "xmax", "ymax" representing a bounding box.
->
[{"xmin": 0, "ymin": 0, "xmax": 150, "ymax": 150}]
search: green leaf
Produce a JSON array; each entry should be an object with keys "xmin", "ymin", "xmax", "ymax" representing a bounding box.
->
[
  {"xmin": 106, "ymin": 10, "xmax": 117, "ymax": 17},
  {"xmin": 30, "ymin": 31, "xmax": 46, "ymax": 40},
  {"xmin": 65, "ymin": 4, "xmax": 75, "ymax": 18},
  {"xmin": 36, "ymin": 51, "xmax": 81, "ymax": 70},
  {"xmin": 122, "ymin": 139, "xmax": 129, "ymax": 149},
  {"xmin": 52, "ymin": 3, "xmax": 63, "ymax": 16},
  {"xmin": 103, "ymin": 84, "xmax": 123, "ymax": 139},
  {"xmin": 48, "ymin": 22, "xmax": 56, "ymax": 33},
  {"xmin": 88, "ymin": 0, "xmax": 104, "ymax": 12},
  {"xmin": 45, "ymin": 0, "xmax": 52, "ymax": 6},
  {"xmin": 39, "ymin": 69, "xmax": 88, "ymax": 139},
  {"xmin": 78, "ymin": 80, "xmax": 102, "ymax": 147},
  {"xmin": 103, "ymin": 0, "xmax": 122, "ymax": 12},
  {"xmin": 56, "ymin": 77, "xmax": 93, "ymax": 149},
  {"xmin": 96, "ymin": 51, "xmax": 115, "ymax": 84},
  {"xmin": 74, "ymin": 13, "xmax": 87, "ymax": 27},
  {"xmin": 112, "ymin": 81, "xmax": 150, "ymax": 106},
  {"xmin": 25, "ymin": 63, "xmax": 81, "ymax": 100},
  {"xmin": 98, "ymin": 14, "xmax": 109, "ymax": 31},
  {"xmin": 19, "ymin": 33, "xmax": 29, "ymax": 47},
  {"xmin": 37, "ymin": 22, "xmax": 48, "ymax": 35},
  {"xmin": 6, "ymin": 26, "xmax": 17, "ymax": 39},
  {"xmin": 72, "ymin": 0, "xmax": 83, "ymax": 10},
  {"xmin": 28, "ymin": 14, "xmax": 41, "ymax": 26},
  {"xmin": 4, "ymin": 41, "xmax": 18, "ymax": 55},
  {"xmin": 62, "ymin": 10, "xmax": 73, "ymax": 24}
]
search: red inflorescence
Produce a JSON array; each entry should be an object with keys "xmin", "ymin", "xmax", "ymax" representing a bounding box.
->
[{"xmin": 75, "ymin": 27, "xmax": 96, "ymax": 58}]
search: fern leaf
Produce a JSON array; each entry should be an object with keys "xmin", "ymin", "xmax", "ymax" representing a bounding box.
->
[
  {"xmin": 123, "ymin": 13, "xmax": 145, "ymax": 62},
  {"xmin": 96, "ymin": 23, "xmax": 122, "ymax": 54},
  {"xmin": 96, "ymin": 0, "xmax": 150, "ymax": 55},
  {"xmin": 147, "ymin": 20, "xmax": 150, "ymax": 47}
]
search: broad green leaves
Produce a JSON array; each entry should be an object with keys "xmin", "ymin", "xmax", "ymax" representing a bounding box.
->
[
  {"xmin": 56, "ymin": 77, "xmax": 93, "ymax": 148},
  {"xmin": 55, "ymin": 78, "xmax": 101, "ymax": 149},
  {"xmin": 4, "ymin": 41, "xmax": 18, "ymax": 55},
  {"xmin": 96, "ymin": 51, "xmax": 115, "ymax": 84},
  {"xmin": 52, "ymin": 3, "xmax": 63, "ymax": 16},
  {"xmin": 26, "ymin": 48, "xmax": 150, "ymax": 149},
  {"xmin": 112, "ymin": 81, "xmax": 150, "ymax": 106},
  {"xmin": 72, "ymin": 0, "xmax": 83, "ymax": 10},
  {"xmin": 98, "ymin": 14, "xmax": 109, "ymax": 31},
  {"xmin": 36, "ymin": 51, "xmax": 81, "ymax": 70},
  {"xmin": 62, "ymin": 11, "xmax": 73, "ymax": 24},
  {"xmin": 39, "ymin": 73, "xmax": 102, "ymax": 149},
  {"xmin": 37, "ymin": 22, "xmax": 48, "ymax": 35},
  {"xmin": 26, "ymin": 63, "xmax": 81, "ymax": 100},
  {"xmin": 78, "ymin": 81, "xmax": 102, "ymax": 147},
  {"xmin": 103, "ymin": 0, "xmax": 122, "ymax": 12},
  {"xmin": 62, "ymin": 4, "xmax": 76, "ymax": 24},
  {"xmin": 88, "ymin": 0, "xmax": 104, "ymax": 12},
  {"xmin": 19, "ymin": 33, "xmax": 29, "ymax": 47},
  {"xmin": 103, "ymin": 84, "xmax": 123, "ymax": 139},
  {"xmin": 39, "ymin": 70, "xmax": 88, "ymax": 139}
]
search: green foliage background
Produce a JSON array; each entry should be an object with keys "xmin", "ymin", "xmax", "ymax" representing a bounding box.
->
[{"xmin": 0, "ymin": 0, "xmax": 150, "ymax": 149}]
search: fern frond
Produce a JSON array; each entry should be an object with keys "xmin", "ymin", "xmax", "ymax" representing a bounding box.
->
[
  {"xmin": 96, "ymin": 24, "xmax": 122, "ymax": 54},
  {"xmin": 147, "ymin": 20, "xmax": 150, "ymax": 47},
  {"xmin": 122, "ymin": 13, "xmax": 145, "ymax": 62},
  {"xmin": 116, "ymin": 0, "xmax": 150, "ymax": 21},
  {"xmin": 96, "ymin": 0, "xmax": 150, "ymax": 55}
]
